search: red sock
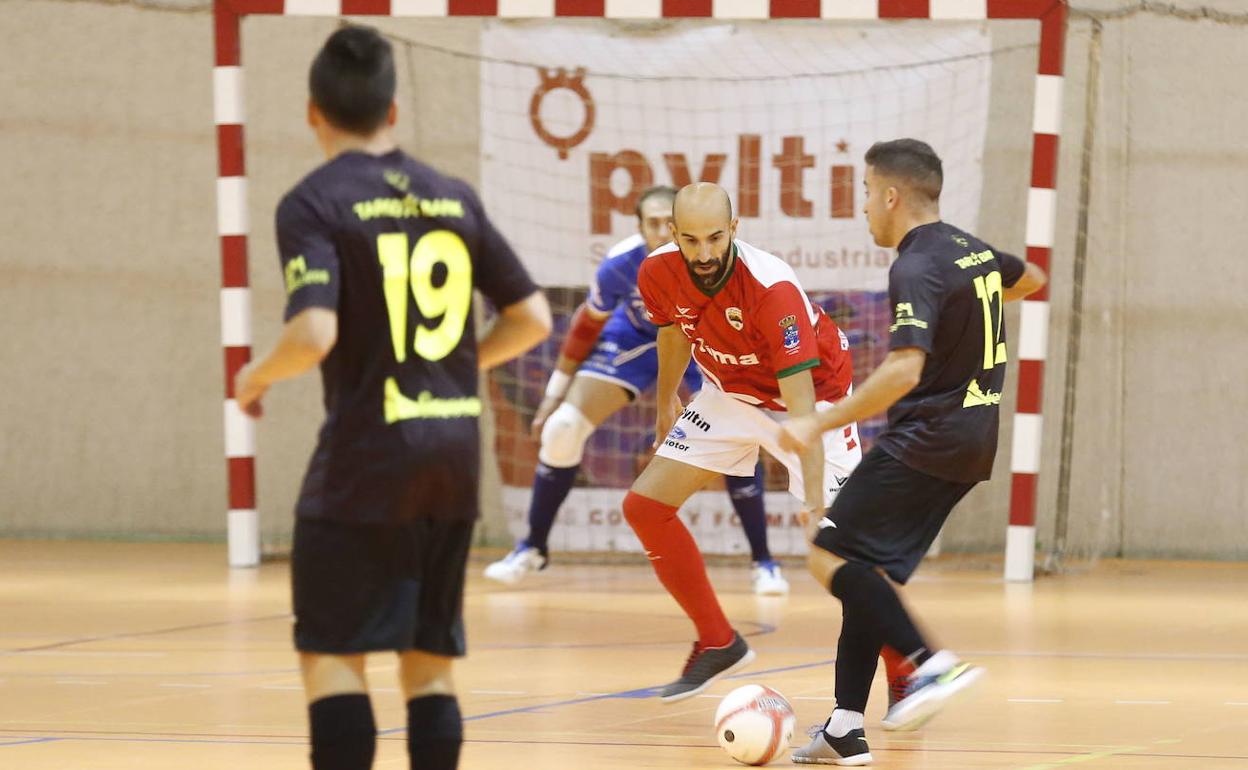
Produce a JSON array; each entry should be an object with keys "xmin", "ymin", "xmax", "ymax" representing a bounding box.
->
[
  {"xmin": 623, "ymin": 491, "xmax": 733, "ymax": 648},
  {"xmin": 881, "ymin": 645, "xmax": 914, "ymax": 683}
]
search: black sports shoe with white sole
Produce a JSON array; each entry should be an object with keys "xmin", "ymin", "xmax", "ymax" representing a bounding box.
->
[{"xmin": 657, "ymin": 632, "xmax": 755, "ymax": 702}]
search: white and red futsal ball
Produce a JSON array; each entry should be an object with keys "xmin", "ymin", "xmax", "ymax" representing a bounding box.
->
[{"xmin": 713, "ymin": 684, "xmax": 796, "ymax": 766}]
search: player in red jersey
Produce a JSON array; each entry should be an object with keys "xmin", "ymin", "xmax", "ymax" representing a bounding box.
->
[{"xmin": 623, "ymin": 182, "xmax": 862, "ymax": 702}]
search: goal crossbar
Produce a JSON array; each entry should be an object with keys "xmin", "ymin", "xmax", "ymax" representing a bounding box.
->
[{"xmin": 212, "ymin": 0, "xmax": 1067, "ymax": 582}]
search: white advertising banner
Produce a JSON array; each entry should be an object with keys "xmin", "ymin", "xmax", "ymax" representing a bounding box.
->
[
  {"xmin": 502, "ymin": 486, "xmax": 812, "ymax": 557},
  {"xmin": 481, "ymin": 21, "xmax": 991, "ymax": 292}
]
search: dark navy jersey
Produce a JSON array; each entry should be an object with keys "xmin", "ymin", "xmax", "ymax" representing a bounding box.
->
[
  {"xmin": 873, "ymin": 221, "xmax": 1026, "ymax": 483},
  {"xmin": 276, "ymin": 148, "xmax": 538, "ymax": 522}
]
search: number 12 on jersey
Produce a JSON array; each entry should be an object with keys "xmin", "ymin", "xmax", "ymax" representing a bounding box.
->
[
  {"xmin": 377, "ymin": 230, "xmax": 472, "ymax": 363},
  {"xmin": 973, "ymin": 271, "xmax": 1007, "ymax": 369}
]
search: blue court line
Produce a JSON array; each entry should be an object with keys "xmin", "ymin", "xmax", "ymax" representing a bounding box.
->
[
  {"xmin": 725, "ymin": 657, "xmax": 835, "ymax": 680},
  {"xmin": 0, "ymin": 737, "xmax": 62, "ymax": 747},
  {"xmin": 378, "ymin": 656, "xmax": 838, "ymax": 735},
  {"xmin": 3, "ymin": 614, "xmax": 290, "ymax": 655},
  {"xmin": 472, "ymin": 620, "xmax": 777, "ymax": 651}
]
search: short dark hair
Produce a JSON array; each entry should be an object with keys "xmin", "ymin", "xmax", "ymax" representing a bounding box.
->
[
  {"xmin": 309, "ymin": 25, "xmax": 396, "ymax": 135},
  {"xmin": 864, "ymin": 139, "xmax": 943, "ymax": 201},
  {"xmin": 635, "ymin": 185, "xmax": 677, "ymax": 219}
]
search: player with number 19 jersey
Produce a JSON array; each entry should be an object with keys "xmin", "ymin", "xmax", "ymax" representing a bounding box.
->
[
  {"xmin": 276, "ymin": 149, "xmax": 538, "ymax": 523},
  {"xmin": 638, "ymin": 239, "xmax": 853, "ymax": 410}
]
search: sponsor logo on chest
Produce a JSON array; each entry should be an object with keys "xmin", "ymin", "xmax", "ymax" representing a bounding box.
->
[{"xmin": 694, "ymin": 337, "xmax": 761, "ymax": 367}]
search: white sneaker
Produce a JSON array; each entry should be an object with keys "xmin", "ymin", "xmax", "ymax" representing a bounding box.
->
[
  {"xmin": 483, "ymin": 545, "xmax": 547, "ymax": 585},
  {"xmin": 752, "ymin": 560, "xmax": 790, "ymax": 596},
  {"xmin": 792, "ymin": 723, "xmax": 873, "ymax": 765},
  {"xmin": 881, "ymin": 653, "xmax": 985, "ymax": 732}
]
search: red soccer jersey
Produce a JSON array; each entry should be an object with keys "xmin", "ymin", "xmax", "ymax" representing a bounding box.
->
[{"xmin": 638, "ymin": 239, "xmax": 853, "ymax": 411}]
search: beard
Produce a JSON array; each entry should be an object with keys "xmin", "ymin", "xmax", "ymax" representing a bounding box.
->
[{"xmin": 685, "ymin": 243, "xmax": 732, "ymax": 289}]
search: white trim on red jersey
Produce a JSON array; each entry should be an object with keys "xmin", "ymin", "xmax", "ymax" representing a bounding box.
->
[
  {"xmin": 732, "ymin": 240, "xmax": 819, "ymax": 326},
  {"xmin": 646, "ymin": 242, "xmax": 679, "ymax": 259},
  {"xmin": 644, "ymin": 240, "xmax": 818, "ymax": 326}
]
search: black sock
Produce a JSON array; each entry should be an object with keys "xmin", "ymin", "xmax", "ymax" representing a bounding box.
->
[
  {"xmin": 308, "ymin": 694, "xmax": 376, "ymax": 770},
  {"xmin": 834, "ymin": 600, "xmax": 882, "ymax": 714},
  {"xmin": 830, "ymin": 562, "xmax": 931, "ymax": 668},
  {"xmin": 407, "ymin": 694, "xmax": 462, "ymax": 770}
]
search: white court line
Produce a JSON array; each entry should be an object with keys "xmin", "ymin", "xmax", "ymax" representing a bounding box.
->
[
  {"xmin": 1115, "ymin": 700, "xmax": 1171, "ymax": 705},
  {"xmin": 260, "ymin": 685, "xmax": 304, "ymax": 691},
  {"xmin": 696, "ymin": 694, "xmax": 724, "ymax": 699},
  {"xmin": 1226, "ymin": 702, "xmax": 1248, "ymax": 706},
  {"xmin": 56, "ymin": 679, "xmax": 107, "ymax": 686},
  {"xmin": 792, "ymin": 696, "xmax": 836, "ymax": 701},
  {"xmin": 1009, "ymin": 698, "xmax": 1064, "ymax": 703},
  {"xmin": 159, "ymin": 683, "xmax": 212, "ymax": 689},
  {"xmin": 470, "ymin": 689, "xmax": 527, "ymax": 695}
]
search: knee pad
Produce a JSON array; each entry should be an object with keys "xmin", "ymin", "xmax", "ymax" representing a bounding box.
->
[{"xmin": 538, "ymin": 402, "xmax": 595, "ymax": 467}]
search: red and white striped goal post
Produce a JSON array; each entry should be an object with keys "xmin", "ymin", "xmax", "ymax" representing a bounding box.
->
[{"xmin": 213, "ymin": 0, "xmax": 1066, "ymax": 579}]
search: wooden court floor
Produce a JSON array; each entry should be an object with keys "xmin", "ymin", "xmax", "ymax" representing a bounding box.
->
[{"xmin": 1, "ymin": 541, "xmax": 1246, "ymax": 769}]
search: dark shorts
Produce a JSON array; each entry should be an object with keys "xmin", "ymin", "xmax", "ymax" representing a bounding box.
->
[
  {"xmin": 812, "ymin": 446, "xmax": 976, "ymax": 585},
  {"xmin": 292, "ymin": 516, "xmax": 474, "ymax": 656}
]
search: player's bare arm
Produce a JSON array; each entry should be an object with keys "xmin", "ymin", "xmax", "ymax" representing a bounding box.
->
[
  {"xmin": 776, "ymin": 368, "xmax": 824, "ymax": 519},
  {"xmin": 477, "ymin": 289, "xmax": 553, "ymax": 372},
  {"xmin": 1002, "ymin": 261, "xmax": 1047, "ymax": 303},
  {"xmin": 530, "ymin": 301, "xmax": 611, "ymax": 438},
  {"xmin": 234, "ymin": 307, "xmax": 338, "ymax": 417},
  {"xmin": 778, "ymin": 347, "xmax": 925, "ymax": 453},
  {"xmin": 651, "ymin": 322, "xmax": 692, "ymax": 449}
]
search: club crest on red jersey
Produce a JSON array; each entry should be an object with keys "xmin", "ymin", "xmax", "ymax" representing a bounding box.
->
[
  {"xmin": 782, "ymin": 322, "xmax": 800, "ymax": 352},
  {"xmin": 725, "ymin": 307, "xmax": 744, "ymax": 331}
]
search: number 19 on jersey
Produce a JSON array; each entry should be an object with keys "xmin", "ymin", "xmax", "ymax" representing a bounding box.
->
[{"xmin": 377, "ymin": 230, "xmax": 472, "ymax": 362}]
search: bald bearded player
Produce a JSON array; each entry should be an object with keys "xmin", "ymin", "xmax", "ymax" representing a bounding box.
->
[{"xmin": 623, "ymin": 183, "xmax": 863, "ymax": 702}]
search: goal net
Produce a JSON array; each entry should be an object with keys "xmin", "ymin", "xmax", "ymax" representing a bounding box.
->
[
  {"xmin": 473, "ymin": 20, "xmax": 992, "ymax": 556},
  {"xmin": 223, "ymin": 8, "xmax": 1056, "ymax": 576}
]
